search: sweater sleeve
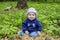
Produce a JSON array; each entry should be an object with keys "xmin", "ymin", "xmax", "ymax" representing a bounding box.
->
[
  {"xmin": 36, "ymin": 21, "xmax": 42, "ymax": 31},
  {"xmin": 22, "ymin": 20, "xmax": 28, "ymax": 33}
]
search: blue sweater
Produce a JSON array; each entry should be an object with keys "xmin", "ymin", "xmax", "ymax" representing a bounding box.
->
[{"xmin": 22, "ymin": 18, "xmax": 42, "ymax": 33}]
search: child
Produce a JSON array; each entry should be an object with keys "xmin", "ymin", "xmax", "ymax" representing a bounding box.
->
[{"xmin": 20, "ymin": 7, "xmax": 42, "ymax": 37}]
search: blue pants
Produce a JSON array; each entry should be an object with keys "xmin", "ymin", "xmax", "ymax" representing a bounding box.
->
[{"xmin": 18, "ymin": 31, "xmax": 39, "ymax": 37}]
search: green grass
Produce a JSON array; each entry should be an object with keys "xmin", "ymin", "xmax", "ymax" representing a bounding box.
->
[{"xmin": 0, "ymin": 1, "xmax": 60, "ymax": 39}]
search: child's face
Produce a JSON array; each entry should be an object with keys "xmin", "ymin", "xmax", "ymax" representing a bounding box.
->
[{"xmin": 27, "ymin": 12, "xmax": 36, "ymax": 20}]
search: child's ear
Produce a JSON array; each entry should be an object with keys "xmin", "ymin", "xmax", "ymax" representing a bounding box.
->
[{"xmin": 36, "ymin": 13, "xmax": 38, "ymax": 18}]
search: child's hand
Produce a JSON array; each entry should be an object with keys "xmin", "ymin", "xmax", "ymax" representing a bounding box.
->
[
  {"xmin": 25, "ymin": 31, "xmax": 29, "ymax": 35},
  {"xmin": 37, "ymin": 31, "xmax": 41, "ymax": 36}
]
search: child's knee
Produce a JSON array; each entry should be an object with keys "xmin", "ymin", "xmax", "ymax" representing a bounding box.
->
[{"xmin": 30, "ymin": 32, "xmax": 38, "ymax": 37}]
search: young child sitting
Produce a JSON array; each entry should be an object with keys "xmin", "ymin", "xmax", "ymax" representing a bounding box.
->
[{"xmin": 19, "ymin": 7, "xmax": 42, "ymax": 37}]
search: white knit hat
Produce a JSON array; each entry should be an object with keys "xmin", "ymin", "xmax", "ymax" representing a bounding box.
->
[{"xmin": 26, "ymin": 7, "xmax": 37, "ymax": 15}]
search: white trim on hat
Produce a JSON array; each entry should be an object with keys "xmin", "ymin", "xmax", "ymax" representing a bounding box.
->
[{"xmin": 26, "ymin": 7, "xmax": 37, "ymax": 15}]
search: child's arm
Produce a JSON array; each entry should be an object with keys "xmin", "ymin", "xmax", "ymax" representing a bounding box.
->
[
  {"xmin": 22, "ymin": 21, "xmax": 28, "ymax": 33},
  {"xmin": 37, "ymin": 21, "xmax": 42, "ymax": 31},
  {"xmin": 22, "ymin": 20, "xmax": 29, "ymax": 34},
  {"xmin": 36, "ymin": 21, "xmax": 42, "ymax": 35}
]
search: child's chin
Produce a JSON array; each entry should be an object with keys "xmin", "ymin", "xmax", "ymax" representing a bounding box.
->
[{"xmin": 28, "ymin": 18, "xmax": 35, "ymax": 20}]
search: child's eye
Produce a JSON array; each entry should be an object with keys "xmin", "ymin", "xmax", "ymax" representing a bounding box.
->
[
  {"xmin": 29, "ymin": 14, "xmax": 31, "ymax": 16},
  {"xmin": 27, "ymin": 14, "xmax": 31, "ymax": 16},
  {"xmin": 32, "ymin": 14, "xmax": 35, "ymax": 16}
]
